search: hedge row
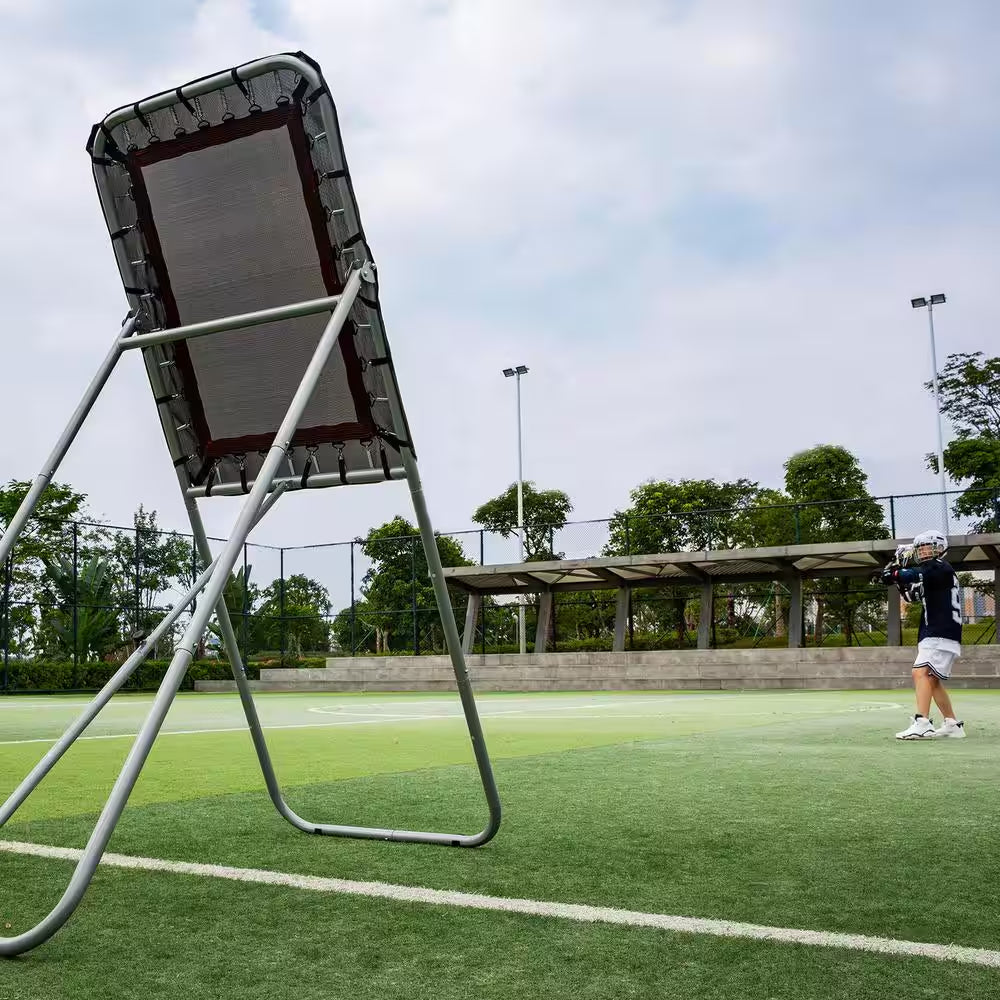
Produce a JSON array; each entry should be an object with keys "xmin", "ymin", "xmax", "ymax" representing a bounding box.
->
[{"xmin": 0, "ymin": 659, "xmax": 258, "ymax": 692}]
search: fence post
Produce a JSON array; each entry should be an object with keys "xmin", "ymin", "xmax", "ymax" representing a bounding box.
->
[
  {"xmin": 72, "ymin": 523, "xmax": 79, "ymax": 682},
  {"xmin": 411, "ymin": 536, "xmax": 419, "ymax": 655},
  {"xmin": 134, "ymin": 522, "xmax": 142, "ymax": 640},
  {"xmin": 349, "ymin": 540, "xmax": 356, "ymax": 655},
  {"xmin": 479, "ymin": 531, "xmax": 486, "ymax": 655},
  {"xmin": 889, "ymin": 495, "xmax": 896, "ymax": 538},
  {"xmin": 279, "ymin": 547, "xmax": 286, "ymax": 661},
  {"xmin": 2, "ymin": 554, "xmax": 11, "ymax": 691},
  {"xmin": 241, "ymin": 542, "xmax": 249, "ymax": 657}
]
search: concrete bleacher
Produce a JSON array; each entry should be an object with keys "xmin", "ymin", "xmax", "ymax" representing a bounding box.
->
[{"xmin": 194, "ymin": 646, "xmax": 1000, "ymax": 694}]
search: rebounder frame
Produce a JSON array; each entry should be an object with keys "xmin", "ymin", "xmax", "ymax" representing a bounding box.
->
[{"xmin": 0, "ymin": 54, "xmax": 501, "ymax": 958}]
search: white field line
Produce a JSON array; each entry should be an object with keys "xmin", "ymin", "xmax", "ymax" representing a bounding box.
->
[
  {"xmin": 0, "ymin": 713, "xmax": 716, "ymax": 747},
  {"xmin": 0, "ymin": 701, "xmax": 904, "ymax": 748},
  {"xmin": 1, "ymin": 839, "xmax": 997, "ymax": 969}
]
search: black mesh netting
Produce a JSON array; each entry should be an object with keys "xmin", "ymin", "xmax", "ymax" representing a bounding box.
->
[{"xmin": 88, "ymin": 54, "xmax": 405, "ymax": 495}]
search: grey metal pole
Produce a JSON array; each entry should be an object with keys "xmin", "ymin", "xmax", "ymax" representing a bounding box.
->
[
  {"xmin": 0, "ymin": 272, "xmax": 361, "ymax": 958},
  {"xmin": 926, "ymin": 302, "xmax": 950, "ymax": 533},
  {"xmin": 0, "ymin": 489, "xmax": 284, "ymax": 829},
  {"xmin": 515, "ymin": 370, "xmax": 526, "ymax": 654},
  {"xmin": 174, "ymin": 292, "xmax": 500, "ymax": 848},
  {"xmin": 0, "ymin": 316, "xmax": 134, "ymax": 568},
  {"xmin": 120, "ymin": 293, "xmax": 343, "ymax": 350}
]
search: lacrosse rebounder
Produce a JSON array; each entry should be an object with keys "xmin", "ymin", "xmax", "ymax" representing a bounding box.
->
[{"xmin": 0, "ymin": 51, "xmax": 501, "ymax": 958}]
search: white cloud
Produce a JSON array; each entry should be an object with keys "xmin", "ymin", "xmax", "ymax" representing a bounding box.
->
[{"xmin": 0, "ymin": 0, "xmax": 997, "ymax": 587}]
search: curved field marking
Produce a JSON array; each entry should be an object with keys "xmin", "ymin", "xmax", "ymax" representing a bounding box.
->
[{"xmin": 1, "ymin": 839, "xmax": 998, "ymax": 968}]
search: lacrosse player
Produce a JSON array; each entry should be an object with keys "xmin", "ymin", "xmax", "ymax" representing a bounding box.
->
[{"xmin": 879, "ymin": 529, "xmax": 966, "ymax": 740}]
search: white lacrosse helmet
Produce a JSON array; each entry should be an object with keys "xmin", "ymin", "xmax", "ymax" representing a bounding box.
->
[{"xmin": 912, "ymin": 529, "xmax": 947, "ymax": 561}]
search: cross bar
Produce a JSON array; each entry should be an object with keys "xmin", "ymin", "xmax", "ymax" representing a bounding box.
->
[{"xmin": 120, "ymin": 293, "xmax": 344, "ymax": 350}]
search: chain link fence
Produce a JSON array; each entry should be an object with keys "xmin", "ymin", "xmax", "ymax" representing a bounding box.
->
[{"xmin": 1, "ymin": 488, "xmax": 997, "ymax": 689}]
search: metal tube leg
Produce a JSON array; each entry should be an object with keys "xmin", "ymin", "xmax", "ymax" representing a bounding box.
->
[
  {"xmin": 177, "ymin": 270, "xmax": 500, "ymax": 847},
  {"xmin": 399, "ymin": 446, "xmax": 502, "ymax": 845},
  {"xmin": 0, "ymin": 317, "xmax": 134, "ymax": 567},
  {"xmin": 0, "ymin": 632, "xmax": 203, "ymax": 957},
  {"xmin": 0, "ymin": 279, "xmax": 364, "ymax": 956},
  {"xmin": 0, "ymin": 489, "xmax": 284, "ymax": 829},
  {"xmin": 180, "ymin": 495, "xmax": 309, "ymax": 831},
  {"xmin": 358, "ymin": 289, "xmax": 502, "ymax": 845},
  {"xmin": 185, "ymin": 477, "xmax": 501, "ymax": 844}
]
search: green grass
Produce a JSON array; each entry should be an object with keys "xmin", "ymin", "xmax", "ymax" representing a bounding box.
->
[{"xmin": 2, "ymin": 689, "xmax": 1000, "ymax": 997}]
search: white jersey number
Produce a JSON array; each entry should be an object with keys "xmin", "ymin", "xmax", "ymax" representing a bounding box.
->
[{"xmin": 950, "ymin": 582, "xmax": 962, "ymax": 625}]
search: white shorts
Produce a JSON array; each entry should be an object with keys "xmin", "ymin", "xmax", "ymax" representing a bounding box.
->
[{"xmin": 914, "ymin": 638, "xmax": 961, "ymax": 680}]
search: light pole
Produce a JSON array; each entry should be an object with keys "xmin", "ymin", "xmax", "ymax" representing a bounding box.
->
[
  {"xmin": 910, "ymin": 293, "xmax": 949, "ymax": 534},
  {"xmin": 503, "ymin": 365, "xmax": 528, "ymax": 653}
]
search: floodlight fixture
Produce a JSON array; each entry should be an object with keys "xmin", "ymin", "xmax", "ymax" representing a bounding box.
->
[
  {"xmin": 502, "ymin": 363, "xmax": 530, "ymax": 653},
  {"xmin": 909, "ymin": 291, "xmax": 949, "ymax": 531}
]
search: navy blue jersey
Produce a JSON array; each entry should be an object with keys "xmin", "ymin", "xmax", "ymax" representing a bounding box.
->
[{"xmin": 897, "ymin": 558, "xmax": 963, "ymax": 643}]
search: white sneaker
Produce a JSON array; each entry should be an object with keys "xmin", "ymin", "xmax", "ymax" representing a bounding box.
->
[
  {"xmin": 895, "ymin": 715, "xmax": 936, "ymax": 740},
  {"xmin": 935, "ymin": 718, "xmax": 967, "ymax": 739}
]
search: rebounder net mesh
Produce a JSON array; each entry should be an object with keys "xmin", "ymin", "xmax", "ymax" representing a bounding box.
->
[{"xmin": 87, "ymin": 53, "xmax": 409, "ymax": 495}]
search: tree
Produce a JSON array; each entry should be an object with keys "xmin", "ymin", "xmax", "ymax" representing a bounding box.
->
[
  {"xmin": 604, "ymin": 478, "xmax": 762, "ymax": 556},
  {"xmin": 731, "ymin": 487, "xmax": 800, "ymax": 548},
  {"xmin": 354, "ymin": 517, "xmax": 472, "ymax": 653},
  {"xmin": 601, "ymin": 479, "xmax": 765, "ymax": 644},
  {"xmin": 925, "ymin": 352, "xmax": 1000, "ymax": 532},
  {"xmin": 255, "ymin": 574, "xmax": 332, "ymax": 657},
  {"xmin": 783, "ymin": 445, "xmax": 889, "ymax": 644},
  {"xmin": 206, "ymin": 565, "xmax": 260, "ymax": 661},
  {"xmin": 927, "ymin": 351, "xmax": 1000, "ymax": 438},
  {"xmin": 0, "ymin": 479, "xmax": 95, "ymax": 657},
  {"xmin": 109, "ymin": 505, "xmax": 195, "ymax": 643},
  {"xmin": 472, "ymin": 482, "xmax": 573, "ymax": 561},
  {"xmin": 783, "ymin": 445, "xmax": 888, "ymax": 542},
  {"xmin": 40, "ymin": 554, "xmax": 119, "ymax": 662}
]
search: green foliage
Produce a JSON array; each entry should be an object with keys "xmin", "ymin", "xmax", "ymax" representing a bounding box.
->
[
  {"xmin": 783, "ymin": 445, "xmax": 889, "ymax": 644},
  {"xmin": 604, "ymin": 478, "xmax": 762, "ymax": 556},
  {"xmin": 925, "ymin": 350, "xmax": 1000, "ymax": 438},
  {"xmin": 108, "ymin": 505, "xmax": 195, "ymax": 640},
  {"xmin": 206, "ymin": 565, "xmax": 260, "ymax": 659},
  {"xmin": 344, "ymin": 517, "xmax": 473, "ymax": 653},
  {"xmin": 1, "ymin": 658, "xmax": 254, "ymax": 691},
  {"xmin": 942, "ymin": 437, "xmax": 1000, "ymax": 532},
  {"xmin": 783, "ymin": 445, "xmax": 888, "ymax": 542},
  {"xmin": 472, "ymin": 482, "xmax": 573, "ymax": 560},
  {"xmin": 924, "ymin": 351, "xmax": 1000, "ymax": 532},
  {"xmin": 254, "ymin": 574, "xmax": 333, "ymax": 657},
  {"xmin": 732, "ymin": 487, "xmax": 800, "ymax": 547},
  {"xmin": 39, "ymin": 553, "xmax": 119, "ymax": 661},
  {"xmin": 0, "ymin": 479, "xmax": 93, "ymax": 655},
  {"xmin": 601, "ymin": 479, "xmax": 796, "ymax": 644}
]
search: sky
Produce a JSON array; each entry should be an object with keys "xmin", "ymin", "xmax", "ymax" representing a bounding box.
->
[{"xmin": 1, "ymin": 0, "xmax": 998, "ymax": 566}]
